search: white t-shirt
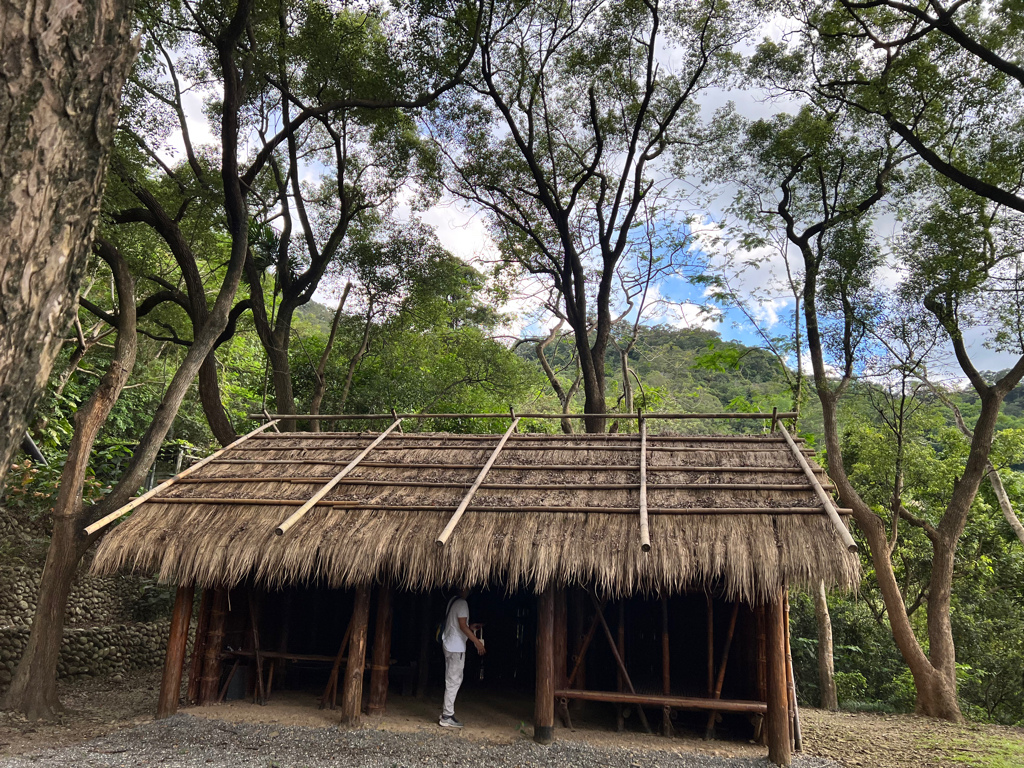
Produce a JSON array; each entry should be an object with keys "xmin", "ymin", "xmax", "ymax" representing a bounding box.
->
[{"xmin": 442, "ymin": 597, "xmax": 470, "ymax": 652}]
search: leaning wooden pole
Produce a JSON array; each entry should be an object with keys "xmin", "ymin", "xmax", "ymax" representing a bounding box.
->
[
  {"xmin": 784, "ymin": 589, "xmax": 802, "ymax": 752},
  {"xmin": 639, "ymin": 414, "xmax": 651, "ymax": 551},
  {"xmin": 435, "ymin": 416, "xmax": 520, "ymax": 546},
  {"xmin": 85, "ymin": 420, "xmax": 280, "ymax": 535},
  {"xmin": 340, "ymin": 585, "xmax": 372, "ymax": 725},
  {"xmin": 535, "ymin": 585, "xmax": 555, "ymax": 745},
  {"xmin": 777, "ymin": 421, "xmax": 858, "ymax": 553},
  {"xmin": 276, "ymin": 419, "xmax": 402, "ymax": 536},
  {"xmin": 157, "ymin": 584, "xmax": 195, "ymax": 718},
  {"xmin": 368, "ymin": 585, "xmax": 394, "ymax": 714},
  {"xmin": 765, "ymin": 589, "xmax": 792, "ymax": 767}
]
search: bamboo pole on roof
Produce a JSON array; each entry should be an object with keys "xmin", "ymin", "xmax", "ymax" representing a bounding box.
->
[
  {"xmin": 777, "ymin": 422, "xmax": 858, "ymax": 553},
  {"xmin": 638, "ymin": 414, "xmax": 650, "ymax": 552},
  {"xmin": 249, "ymin": 411, "xmax": 800, "ymax": 421},
  {"xmin": 84, "ymin": 420, "xmax": 281, "ymax": 536},
  {"xmin": 435, "ymin": 416, "xmax": 520, "ymax": 547},
  {"xmin": 275, "ymin": 417, "xmax": 402, "ymax": 536}
]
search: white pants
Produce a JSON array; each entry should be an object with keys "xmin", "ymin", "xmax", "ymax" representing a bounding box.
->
[{"xmin": 442, "ymin": 649, "xmax": 465, "ymax": 717}]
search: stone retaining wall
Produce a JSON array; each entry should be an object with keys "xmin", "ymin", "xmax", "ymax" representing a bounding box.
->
[{"xmin": 0, "ymin": 619, "xmax": 169, "ymax": 686}]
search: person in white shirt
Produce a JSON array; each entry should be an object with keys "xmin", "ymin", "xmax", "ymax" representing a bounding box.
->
[{"xmin": 439, "ymin": 587, "xmax": 485, "ymax": 727}]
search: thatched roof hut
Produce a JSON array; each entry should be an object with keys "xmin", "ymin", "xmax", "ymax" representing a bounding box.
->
[
  {"xmin": 91, "ymin": 416, "xmax": 858, "ymax": 766},
  {"xmin": 92, "ymin": 429, "xmax": 858, "ymax": 601}
]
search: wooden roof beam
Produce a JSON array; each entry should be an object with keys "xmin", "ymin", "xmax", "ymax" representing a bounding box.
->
[
  {"xmin": 435, "ymin": 417, "xmax": 520, "ymax": 547},
  {"xmin": 274, "ymin": 417, "xmax": 403, "ymax": 536}
]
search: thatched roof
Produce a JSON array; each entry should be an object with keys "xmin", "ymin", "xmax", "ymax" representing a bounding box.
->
[{"xmin": 91, "ymin": 430, "xmax": 860, "ymax": 603}]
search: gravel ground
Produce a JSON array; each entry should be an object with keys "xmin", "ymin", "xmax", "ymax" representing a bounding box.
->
[{"xmin": 0, "ymin": 714, "xmax": 840, "ymax": 768}]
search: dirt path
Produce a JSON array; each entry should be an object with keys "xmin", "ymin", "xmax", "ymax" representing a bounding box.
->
[
  {"xmin": 2, "ymin": 672, "xmax": 1023, "ymax": 767},
  {"xmin": 800, "ymin": 708, "xmax": 1024, "ymax": 768}
]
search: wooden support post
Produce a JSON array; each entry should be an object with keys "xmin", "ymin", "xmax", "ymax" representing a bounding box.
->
[
  {"xmin": 199, "ymin": 588, "xmax": 229, "ymax": 704},
  {"xmin": 784, "ymin": 589, "xmax": 802, "ymax": 752},
  {"xmin": 661, "ymin": 595, "xmax": 673, "ymax": 737},
  {"xmin": 320, "ymin": 618, "xmax": 354, "ymax": 710},
  {"xmin": 535, "ymin": 585, "xmax": 555, "ymax": 745},
  {"xmin": 416, "ymin": 592, "xmax": 434, "ymax": 699},
  {"xmin": 368, "ymin": 585, "xmax": 394, "ymax": 714},
  {"xmin": 766, "ymin": 589, "xmax": 792, "ymax": 767},
  {"xmin": 569, "ymin": 590, "xmax": 587, "ymax": 697},
  {"xmin": 340, "ymin": 585, "xmax": 371, "ymax": 725},
  {"xmin": 705, "ymin": 600, "xmax": 741, "ymax": 739},
  {"xmin": 588, "ymin": 591, "xmax": 652, "ymax": 734},
  {"xmin": 706, "ymin": 595, "xmax": 714, "ymax": 697},
  {"xmin": 157, "ymin": 584, "xmax": 195, "ymax": 719},
  {"xmin": 248, "ymin": 590, "xmax": 265, "ymax": 705},
  {"xmin": 553, "ymin": 588, "xmax": 569, "ymax": 726},
  {"xmin": 616, "ymin": 601, "xmax": 626, "ymax": 732},
  {"xmin": 187, "ymin": 588, "xmax": 212, "ymax": 705},
  {"xmin": 756, "ymin": 604, "xmax": 768, "ymax": 745}
]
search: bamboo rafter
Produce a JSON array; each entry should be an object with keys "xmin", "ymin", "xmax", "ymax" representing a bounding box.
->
[
  {"xmin": 435, "ymin": 417, "xmax": 521, "ymax": 546},
  {"xmin": 83, "ymin": 420, "xmax": 281, "ymax": 537},
  {"xmin": 777, "ymin": 421, "xmax": 858, "ymax": 553},
  {"xmin": 274, "ymin": 417, "xmax": 403, "ymax": 536},
  {"xmin": 639, "ymin": 413, "xmax": 651, "ymax": 553}
]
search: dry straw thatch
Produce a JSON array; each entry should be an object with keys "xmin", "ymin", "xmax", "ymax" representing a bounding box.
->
[{"xmin": 91, "ymin": 431, "xmax": 860, "ymax": 603}]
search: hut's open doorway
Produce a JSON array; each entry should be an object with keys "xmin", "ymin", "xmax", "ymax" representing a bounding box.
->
[{"xmin": 166, "ymin": 582, "xmax": 792, "ymax": 760}]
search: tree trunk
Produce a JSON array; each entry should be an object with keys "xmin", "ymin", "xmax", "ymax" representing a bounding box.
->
[
  {"xmin": 2, "ymin": 242, "xmax": 137, "ymax": 719},
  {"xmin": 987, "ymin": 463, "xmax": 1024, "ymax": 546},
  {"xmin": 0, "ymin": 0, "xmax": 137, "ymax": 485},
  {"xmin": 199, "ymin": 352, "xmax": 237, "ymax": 446},
  {"xmin": 813, "ymin": 581, "xmax": 838, "ymax": 711},
  {"xmin": 309, "ymin": 283, "xmax": 351, "ymax": 432}
]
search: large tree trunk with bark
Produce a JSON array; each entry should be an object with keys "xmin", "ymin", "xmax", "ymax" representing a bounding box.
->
[
  {"xmin": 2, "ymin": 242, "xmax": 137, "ymax": 719},
  {"xmin": 0, "ymin": 0, "xmax": 137, "ymax": 485}
]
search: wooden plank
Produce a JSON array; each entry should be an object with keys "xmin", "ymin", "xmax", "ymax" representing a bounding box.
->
[
  {"xmin": 275, "ymin": 419, "xmax": 402, "ymax": 536},
  {"xmin": 157, "ymin": 584, "xmax": 194, "ymax": 719},
  {"xmin": 148, "ymin": 498, "xmax": 852, "ymax": 515},
  {"xmin": 777, "ymin": 422, "xmax": 858, "ymax": 553},
  {"xmin": 554, "ymin": 689, "xmax": 767, "ymax": 714},
  {"xmin": 639, "ymin": 416, "xmax": 650, "ymax": 552},
  {"xmin": 84, "ymin": 420, "xmax": 280, "ymax": 536},
  {"xmin": 435, "ymin": 417, "xmax": 520, "ymax": 546},
  {"xmin": 535, "ymin": 586, "xmax": 555, "ymax": 745}
]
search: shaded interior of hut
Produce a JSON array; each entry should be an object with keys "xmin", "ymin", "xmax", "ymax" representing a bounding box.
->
[{"xmin": 203, "ymin": 583, "xmax": 766, "ymax": 741}]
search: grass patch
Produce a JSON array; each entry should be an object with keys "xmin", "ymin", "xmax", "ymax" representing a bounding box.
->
[{"xmin": 918, "ymin": 731, "xmax": 1024, "ymax": 768}]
